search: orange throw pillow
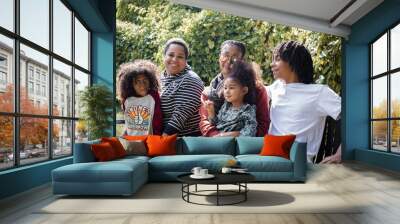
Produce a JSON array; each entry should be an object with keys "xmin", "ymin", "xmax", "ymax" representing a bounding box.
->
[
  {"xmin": 91, "ymin": 142, "xmax": 117, "ymax": 162},
  {"xmin": 124, "ymin": 135, "xmax": 148, "ymax": 141},
  {"xmin": 101, "ymin": 137, "xmax": 127, "ymax": 158},
  {"xmin": 259, "ymin": 134, "xmax": 296, "ymax": 159},
  {"xmin": 146, "ymin": 134, "xmax": 177, "ymax": 157}
]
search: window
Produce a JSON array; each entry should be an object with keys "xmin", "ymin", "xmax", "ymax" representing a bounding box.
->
[
  {"xmin": 75, "ymin": 18, "xmax": 89, "ymax": 70},
  {"xmin": 0, "ymin": 54, "xmax": 7, "ymax": 86},
  {"xmin": 53, "ymin": 59, "xmax": 72, "ymax": 117},
  {"xmin": 53, "ymin": 0, "xmax": 72, "ymax": 60},
  {"xmin": 28, "ymin": 67, "xmax": 34, "ymax": 80},
  {"xmin": 0, "ymin": 35, "xmax": 13, "ymax": 113},
  {"xmin": 0, "ymin": 0, "xmax": 14, "ymax": 32},
  {"xmin": 0, "ymin": 55, "xmax": 7, "ymax": 67},
  {"xmin": 54, "ymin": 89, "xmax": 58, "ymax": 104},
  {"xmin": 371, "ymin": 23, "xmax": 400, "ymax": 154},
  {"xmin": 0, "ymin": 71, "xmax": 6, "ymax": 85},
  {"xmin": 28, "ymin": 81, "xmax": 34, "ymax": 94},
  {"xmin": 35, "ymin": 70, "xmax": 41, "ymax": 81},
  {"xmin": 0, "ymin": 0, "xmax": 91, "ymax": 170},
  {"xmin": 53, "ymin": 119, "xmax": 72, "ymax": 158},
  {"xmin": 42, "ymin": 85, "xmax": 46, "ymax": 97},
  {"xmin": 36, "ymin": 83, "xmax": 40, "ymax": 95},
  {"xmin": 0, "ymin": 116, "xmax": 13, "ymax": 170},
  {"xmin": 74, "ymin": 69, "xmax": 89, "ymax": 119},
  {"xmin": 20, "ymin": 0, "xmax": 49, "ymax": 49}
]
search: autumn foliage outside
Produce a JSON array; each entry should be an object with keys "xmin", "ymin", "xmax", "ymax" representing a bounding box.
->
[
  {"xmin": 0, "ymin": 85, "xmax": 59, "ymax": 155},
  {"xmin": 372, "ymin": 99, "xmax": 400, "ymax": 150}
]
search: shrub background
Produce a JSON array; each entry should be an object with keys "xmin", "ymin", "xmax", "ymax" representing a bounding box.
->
[{"xmin": 116, "ymin": 0, "xmax": 342, "ymax": 93}]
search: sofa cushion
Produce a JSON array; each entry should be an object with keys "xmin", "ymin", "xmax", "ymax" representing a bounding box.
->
[
  {"xmin": 236, "ymin": 137, "xmax": 263, "ymax": 155},
  {"xmin": 236, "ymin": 155, "xmax": 293, "ymax": 172},
  {"xmin": 119, "ymin": 138, "xmax": 147, "ymax": 156},
  {"xmin": 147, "ymin": 134, "xmax": 177, "ymax": 157},
  {"xmin": 260, "ymin": 134, "xmax": 296, "ymax": 159},
  {"xmin": 180, "ymin": 137, "xmax": 236, "ymax": 155},
  {"xmin": 124, "ymin": 135, "xmax": 148, "ymax": 141},
  {"xmin": 101, "ymin": 137, "xmax": 127, "ymax": 158},
  {"xmin": 91, "ymin": 142, "xmax": 118, "ymax": 161},
  {"xmin": 148, "ymin": 154, "xmax": 235, "ymax": 172}
]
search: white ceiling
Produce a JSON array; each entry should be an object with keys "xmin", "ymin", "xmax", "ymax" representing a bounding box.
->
[{"xmin": 171, "ymin": 0, "xmax": 384, "ymax": 38}]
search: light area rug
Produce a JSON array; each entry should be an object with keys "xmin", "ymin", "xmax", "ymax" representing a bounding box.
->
[{"xmin": 37, "ymin": 183, "xmax": 361, "ymax": 214}]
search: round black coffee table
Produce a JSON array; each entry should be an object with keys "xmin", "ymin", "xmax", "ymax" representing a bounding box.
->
[{"xmin": 177, "ymin": 173, "xmax": 255, "ymax": 206}]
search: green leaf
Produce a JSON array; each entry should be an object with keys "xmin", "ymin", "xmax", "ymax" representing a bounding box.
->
[{"xmin": 207, "ymin": 39, "xmax": 214, "ymax": 49}]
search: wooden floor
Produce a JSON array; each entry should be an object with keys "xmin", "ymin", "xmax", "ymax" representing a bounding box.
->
[{"xmin": 1, "ymin": 162, "xmax": 400, "ymax": 224}]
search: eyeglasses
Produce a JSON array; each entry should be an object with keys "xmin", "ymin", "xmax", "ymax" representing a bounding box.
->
[{"xmin": 220, "ymin": 52, "xmax": 240, "ymax": 65}]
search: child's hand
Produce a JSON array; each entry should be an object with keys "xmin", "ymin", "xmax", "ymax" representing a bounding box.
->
[{"xmin": 205, "ymin": 100, "xmax": 215, "ymax": 118}]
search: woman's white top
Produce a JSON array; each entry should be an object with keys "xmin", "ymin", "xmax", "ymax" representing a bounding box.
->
[{"xmin": 267, "ymin": 80, "xmax": 341, "ymax": 156}]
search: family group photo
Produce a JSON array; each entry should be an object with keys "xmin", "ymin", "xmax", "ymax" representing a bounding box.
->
[{"xmin": 2, "ymin": 0, "xmax": 399, "ymax": 223}]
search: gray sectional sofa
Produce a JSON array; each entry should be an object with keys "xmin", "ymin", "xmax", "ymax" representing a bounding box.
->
[{"xmin": 52, "ymin": 137, "xmax": 307, "ymax": 196}]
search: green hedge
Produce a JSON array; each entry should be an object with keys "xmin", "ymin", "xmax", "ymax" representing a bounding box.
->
[{"xmin": 116, "ymin": 0, "xmax": 341, "ymax": 93}]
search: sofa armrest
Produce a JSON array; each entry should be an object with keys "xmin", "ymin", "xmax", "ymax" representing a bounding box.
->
[
  {"xmin": 289, "ymin": 142, "xmax": 307, "ymax": 181},
  {"xmin": 73, "ymin": 140, "xmax": 100, "ymax": 163}
]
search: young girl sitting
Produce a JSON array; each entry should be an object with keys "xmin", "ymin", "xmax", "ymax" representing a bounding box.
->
[
  {"xmin": 206, "ymin": 60, "xmax": 257, "ymax": 137},
  {"xmin": 117, "ymin": 60, "xmax": 162, "ymax": 135}
]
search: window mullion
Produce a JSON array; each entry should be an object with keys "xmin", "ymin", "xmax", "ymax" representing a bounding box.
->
[
  {"xmin": 14, "ymin": 0, "xmax": 20, "ymax": 167},
  {"xmin": 71, "ymin": 10, "xmax": 76, "ymax": 153},
  {"xmin": 388, "ymin": 30, "xmax": 391, "ymax": 153},
  {"xmin": 370, "ymin": 45, "xmax": 373, "ymax": 149},
  {"xmin": 49, "ymin": 0, "xmax": 53, "ymax": 160}
]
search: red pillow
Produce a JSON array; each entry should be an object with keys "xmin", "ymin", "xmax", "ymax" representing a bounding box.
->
[
  {"xmin": 124, "ymin": 135, "xmax": 148, "ymax": 141},
  {"xmin": 259, "ymin": 134, "xmax": 296, "ymax": 159},
  {"xmin": 146, "ymin": 134, "xmax": 177, "ymax": 157},
  {"xmin": 91, "ymin": 142, "xmax": 118, "ymax": 161},
  {"xmin": 101, "ymin": 137, "xmax": 126, "ymax": 158}
]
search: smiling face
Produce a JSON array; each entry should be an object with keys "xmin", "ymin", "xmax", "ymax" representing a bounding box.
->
[
  {"xmin": 270, "ymin": 55, "xmax": 296, "ymax": 82},
  {"xmin": 223, "ymin": 78, "xmax": 248, "ymax": 105},
  {"xmin": 219, "ymin": 45, "xmax": 243, "ymax": 77},
  {"xmin": 163, "ymin": 44, "xmax": 187, "ymax": 75},
  {"xmin": 133, "ymin": 74, "xmax": 150, "ymax": 97}
]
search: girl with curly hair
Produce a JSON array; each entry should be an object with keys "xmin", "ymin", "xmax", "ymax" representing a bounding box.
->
[{"xmin": 117, "ymin": 60, "xmax": 162, "ymax": 135}]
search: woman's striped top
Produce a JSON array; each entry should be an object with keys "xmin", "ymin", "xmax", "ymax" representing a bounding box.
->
[{"xmin": 160, "ymin": 67, "xmax": 204, "ymax": 136}]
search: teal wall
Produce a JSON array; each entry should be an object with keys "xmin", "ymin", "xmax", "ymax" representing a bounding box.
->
[
  {"xmin": 0, "ymin": 0, "xmax": 116, "ymax": 200},
  {"xmin": 91, "ymin": 0, "xmax": 116, "ymax": 136},
  {"xmin": 344, "ymin": 0, "xmax": 400, "ymax": 171},
  {"xmin": 355, "ymin": 149, "xmax": 400, "ymax": 172},
  {"xmin": 0, "ymin": 158, "xmax": 72, "ymax": 199}
]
